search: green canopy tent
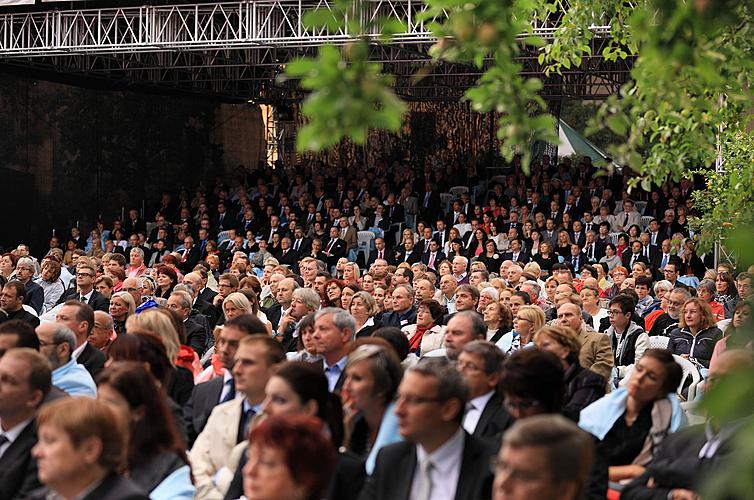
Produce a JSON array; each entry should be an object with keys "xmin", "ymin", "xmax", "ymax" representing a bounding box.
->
[{"xmin": 557, "ymin": 119, "xmax": 620, "ymax": 169}]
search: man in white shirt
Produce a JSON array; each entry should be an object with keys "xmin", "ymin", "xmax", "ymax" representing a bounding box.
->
[
  {"xmin": 313, "ymin": 308, "xmax": 354, "ymax": 392},
  {"xmin": 360, "ymin": 360, "xmax": 495, "ymax": 500},
  {"xmin": 457, "ymin": 341, "xmax": 510, "ymax": 441}
]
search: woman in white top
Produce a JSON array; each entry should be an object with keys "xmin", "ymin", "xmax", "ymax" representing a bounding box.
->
[{"xmin": 580, "ymin": 285, "xmax": 609, "ymax": 332}]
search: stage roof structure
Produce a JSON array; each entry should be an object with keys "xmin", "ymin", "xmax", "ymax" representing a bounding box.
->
[{"xmin": 0, "ymin": 0, "xmax": 634, "ymax": 103}]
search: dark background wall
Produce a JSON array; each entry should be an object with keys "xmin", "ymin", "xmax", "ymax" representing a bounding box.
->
[{"xmin": 0, "ymin": 74, "xmax": 265, "ymax": 253}]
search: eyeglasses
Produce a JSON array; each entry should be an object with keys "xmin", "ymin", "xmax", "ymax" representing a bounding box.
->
[
  {"xmin": 456, "ymin": 361, "xmax": 485, "ymax": 373},
  {"xmin": 607, "ymin": 309, "xmax": 625, "ymax": 316},
  {"xmin": 76, "ymin": 272, "xmax": 94, "ymax": 278}
]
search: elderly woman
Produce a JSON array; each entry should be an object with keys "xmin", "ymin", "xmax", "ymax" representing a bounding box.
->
[
  {"xmin": 697, "ymin": 278, "xmax": 725, "ymax": 322},
  {"xmin": 343, "ymin": 343, "xmax": 403, "ymax": 466},
  {"xmin": 0, "ymin": 252, "xmax": 18, "ymax": 280},
  {"xmin": 350, "ymin": 291, "xmax": 381, "ymax": 338},
  {"xmin": 669, "ymin": 297, "xmax": 724, "ymax": 369},
  {"xmin": 109, "ymin": 291, "xmax": 136, "ymax": 336},
  {"xmin": 401, "ymin": 299, "xmax": 445, "ymax": 356},
  {"xmin": 33, "ymin": 398, "xmax": 150, "ymax": 499},
  {"xmin": 534, "ymin": 326, "xmax": 605, "ymax": 422},
  {"xmin": 496, "ymin": 304, "xmax": 546, "ymax": 355},
  {"xmin": 484, "ymin": 301, "xmax": 513, "ymax": 344},
  {"xmin": 97, "ymin": 363, "xmax": 194, "ymax": 499},
  {"xmin": 604, "ymin": 266, "xmax": 628, "ymax": 299},
  {"xmin": 478, "ymin": 286, "xmax": 499, "ymax": 313},
  {"xmin": 579, "ymin": 349, "xmax": 684, "ymax": 491},
  {"xmin": 35, "ymin": 257, "xmax": 65, "ymax": 313}
]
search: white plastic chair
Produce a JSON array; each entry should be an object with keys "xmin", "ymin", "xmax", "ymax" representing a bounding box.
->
[
  {"xmin": 648, "ymin": 336, "xmax": 670, "ymax": 349},
  {"xmin": 673, "ymin": 354, "xmax": 702, "ymax": 402},
  {"xmin": 357, "ymin": 231, "xmax": 375, "ymax": 264},
  {"xmin": 217, "ymin": 230, "xmax": 231, "ymax": 243},
  {"xmin": 449, "ymin": 186, "xmax": 469, "ymax": 198},
  {"xmin": 635, "ymin": 200, "xmax": 647, "ymax": 214},
  {"xmin": 609, "ymin": 232, "xmax": 621, "ymax": 244}
]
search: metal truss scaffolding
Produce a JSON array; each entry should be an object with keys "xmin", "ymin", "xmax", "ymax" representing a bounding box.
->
[{"xmin": 0, "ymin": 0, "xmax": 632, "ymax": 102}]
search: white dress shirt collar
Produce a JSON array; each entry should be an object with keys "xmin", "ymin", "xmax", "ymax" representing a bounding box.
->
[{"xmin": 462, "ymin": 390, "xmax": 495, "ymax": 434}]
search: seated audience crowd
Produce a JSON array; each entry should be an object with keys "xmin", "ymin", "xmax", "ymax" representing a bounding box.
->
[{"xmin": 0, "ymin": 155, "xmax": 752, "ymax": 500}]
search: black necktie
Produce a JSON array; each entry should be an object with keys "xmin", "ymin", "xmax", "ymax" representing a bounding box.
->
[
  {"xmin": 80, "ymin": 295, "xmax": 87, "ymax": 304},
  {"xmin": 237, "ymin": 406, "xmax": 256, "ymax": 443},
  {"xmin": 220, "ymin": 378, "xmax": 236, "ymax": 403}
]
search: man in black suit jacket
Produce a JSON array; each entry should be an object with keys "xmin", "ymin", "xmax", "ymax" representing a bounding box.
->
[
  {"xmin": 277, "ymin": 238, "xmax": 300, "ymax": 273},
  {"xmin": 183, "ymin": 314, "xmax": 268, "ymax": 445},
  {"xmin": 359, "ymin": 360, "xmax": 495, "ymax": 500},
  {"xmin": 418, "ymin": 183, "xmax": 442, "ymax": 223},
  {"xmin": 56, "ymin": 264, "xmax": 110, "ymax": 313},
  {"xmin": 457, "ymin": 342, "xmax": 513, "ymax": 444},
  {"xmin": 395, "ymin": 239, "xmax": 422, "ymax": 265},
  {"xmin": 56, "ymin": 301, "xmax": 106, "ymax": 378},
  {"xmin": 0, "ymin": 349, "xmax": 51, "ymax": 499},
  {"xmin": 621, "ymin": 241, "xmax": 650, "ymax": 270},
  {"xmin": 178, "ymin": 236, "xmax": 202, "ymax": 274},
  {"xmin": 322, "ymin": 227, "xmax": 348, "ymax": 269},
  {"xmin": 366, "ymin": 237, "xmax": 395, "ymax": 268}
]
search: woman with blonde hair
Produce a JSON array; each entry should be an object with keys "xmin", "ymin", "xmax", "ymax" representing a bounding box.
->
[
  {"xmin": 350, "ymin": 291, "xmax": 381, "ymax": 338},
  {"xmin": 534, "ymin": 325, "xmax": 605, "ymax": 421},
  {"xmin": 125, "ymin": 309, "xmax": 181, "ymax": 365},
  {"xmin": 109, "ymin": 291, "xmax": 136, "ymax": 336},
  {"xmin": 222, "ymin": 292, "xmax": 253, "ymax": 321},
  {"xmin": 496, "ymin": 304, "xmax": 546, "ymax": 354},
  {"xmin": 669, "ymin": 297, "xmax": 723, "ymax": 369}
]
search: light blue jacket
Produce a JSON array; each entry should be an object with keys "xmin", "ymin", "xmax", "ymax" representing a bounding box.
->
[
  {"xmin": 579, "ymin": 387, "xmax": 685, "ymax": 440},
  {"xmin": 52, "ymin": 358, "xmax": 96, "ymax": 398},
  {"xmin": 365, "ymin": 401, "xmax": 403, "ymax": 475},
  {"xmin": 149, "ymin": 465, "xmax": 195, "ymax": 500}
]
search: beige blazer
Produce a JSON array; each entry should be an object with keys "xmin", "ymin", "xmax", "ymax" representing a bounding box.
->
[
  {"xmin": 402, "ymin": 324, "xmax": 446, "ymax": 355},
  {"xmin": 189, "ymin": 398, "xmax": 244, "ymax": 500},
  {"xmin": 578, "ymin": 325, "xmax": 615, "ymax": 382}
]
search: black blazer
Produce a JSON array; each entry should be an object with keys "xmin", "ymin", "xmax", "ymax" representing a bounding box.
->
[
  {"xmin": 473, "ymin": 392, "xmax": 513, "ymax": 444},
  {"xmin": 183, "ymin": 376, "xmax": 224, "ymax": 446},
  {"xmin": 0, "ymin": 419, "xmax": 42, "ymax": 499},
  {"xmin": 57, "ymin": 289, "xmax": 110, "ymax": 312},
  {"xmin": 359, "ymin": 432, "xmax": 496, "ymax": 500},
  {"xmin": 82, "ymin": 473, "xmax": 149, "ymax": 500},
  {"xmin": 77, "ymin": 342, "xmax": 106, "ymax": 378}
]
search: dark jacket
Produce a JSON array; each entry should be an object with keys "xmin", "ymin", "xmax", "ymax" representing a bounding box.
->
[
  {"xmin": 381, "ymin": 307, "xmax": 417, "ymax": 328},
  {"xmin": 669, "ymin": 326, "xmax": 723, "ymax": 368},
  {"xmin": 621, "ymin": 423, "xmax": 737, "ymax": 499},
  {"xmin": 358, "ymin": 432, "xmax": 495, "ymax": 500},
  {"xmin": 562, "ymin": 363, "xmax": 606, "ymax": 422},
  {"xmin": 473, "ymin": 392, "xmax": 513, "ymax": 444},
  {"xmin": 57, "ymin": 288, "xmax": 110, "ymax": 312},
  {"xmin": 0, "ymin": 419, "xmax": 41, "ymax": 499},
  {"xmin": 183, "ymin": 376, "xmax": 224, "ymax": 446},
  {"xmin": 77, "ymin": 342, "xmax": 106, "ymax": 378}
]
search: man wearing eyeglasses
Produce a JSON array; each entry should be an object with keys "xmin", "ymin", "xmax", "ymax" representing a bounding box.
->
[
  {"xmin": 492, "ymin": 415, "xmax": 593, "ymax": 500},
  {"xmin": 360, "ymin": 359, "xmax": 496, "ymax": 500},
  {"xmin": 35, "ymin": 322, "xmax": 95, "ymax": 398},
  {"xmin": 605, "ymin": 295, "xmax": 649, "ymax": 388},
  {"xmin": 648, "ymin": 287, "xmax": 692, "ymax": 337},
  {"xmin": 55, "ymin": 264, "xmax": 110, "ymax": 312}
]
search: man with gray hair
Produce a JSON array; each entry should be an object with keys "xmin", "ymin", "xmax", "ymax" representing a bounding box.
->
[
  {"xmin": 648, "ymin": 287, "xmax": 692, "ymax": 337},
  {"xmin": 13, "ymin": 257, "xmax": 44, "ymax": 315},
  {"xmin": 519, "ymin": 280, "xmax": 543, "ymax": 308},
  {"xmin": 167, "ymin": 289, "xmax": 209, "ymax": 356},
  {"xmin": 275, "ymin": 287, "xmax": 321, "ymax": 352},
  {"xmin": 268, "ymin": 277, "xmax": 299, "ymax": 332},
  {"xmin": 360, "ymin": 359, "xmax": 495, "ymax": 500},
  {"xmin": 35, "ymin": 322, "xmax": 96, "ymax": 397},
  {"xmin": 383, "ymin": 284, "xmax": 417, "ymax": 328},
  {"xmin": 458, "ymin": 341, "xmax": 510, "ymax": 441},
  {"xmin": 492, "ymin": 415, "xmax": 593, "ymax": 500},
  {"xmin": 313, "ymin": 307, "xmax": 355, "ymax": 392}
]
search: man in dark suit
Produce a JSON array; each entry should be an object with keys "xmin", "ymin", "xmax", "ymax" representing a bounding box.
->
[
  {"xmin": 359, "ymin": 359, "xmax": 495, "ymax": 500},
  {"xmin": 569, "ymin": 220, "xmax": 587, "ymax": 249},
  {"xmin": 432, "ymin": 219, "xmax": 451, "ymax": 250},
  {"xmin": 55, "ymin": 301, "xmax": 105, "ymax": 378},
  {"xmin": 178, "ymin": 235, "xmax": 202, "ymax": 274},
  {"xmin": 395, "ymin": 238, "xmax": 422, "ymax": 265},
  {"xmin": 212, "ymin": 201, "xmax": 231, "ymax": 232},
  {"xmin": 167, "ymin": 291, "xmax": 209, "ymax": 356},
  {"xmin": 384, "ymin": 193, "xmax": 405, "ymax": 225},
  {"xmin": 419, "ymin": 182, "xmax": 442, "ymax": 223},
  {"xmin": 366, "ymin": 237, "xmax": 394, "ymax": 268},
  {"xmin": 458, "ymin": 341, "xmax": 512, "ymax": 443},
  {"xmin": 621, "ymin": 240, "xmax": 650, "ymax": 270},
  {"xmin": 567, "ymin": 244, "xmax": 586, "ymax": 273},
  {"xmin": 290, "ymin": 227, "xmax": 312, "ymax": 255},
  {"xmin": 183, "ymin": 314, "xmax": 269, "ymax": 445},
  {"xmin": 0, "ymin": 348, "xmax": 51, "ymax": 499},
  {"xmin": 56, "ymin": 264, "xmax": 110, "ymax": 313},
  {"xmin": 277, "ymin": 237, "xmax": 300, "ymax": 273},
  {"xmin": 637, "ymin": 232, "xmax": 659, "ymax": 263},
  {"xmin": 501, "ymin": 239, "xmax": 530, "ymax": 265},
  {"xmin": 322, "ymin": 226, "xmax": 347, "ymax": 269},
  {"xmin": 581, "ymin": 231, "xmax": 605, "ymax": 263},
  {"xmin": 421, "ymin": 240, "xmax": 446, "ymax": 272}
]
